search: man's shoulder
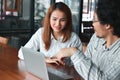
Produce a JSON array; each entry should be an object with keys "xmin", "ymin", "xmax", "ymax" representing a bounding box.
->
[
  {"xmin": 89, "ymin": 33, "xmax": 105, "ymax": 49},
  {"xmin": 91, "ymin": 33, "xmax": 104, "ymax": 42}
]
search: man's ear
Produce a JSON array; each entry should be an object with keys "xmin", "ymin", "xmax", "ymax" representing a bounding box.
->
[{"xmin": 105, "ymin": 24, "xmax": 111, "ymax": 30}]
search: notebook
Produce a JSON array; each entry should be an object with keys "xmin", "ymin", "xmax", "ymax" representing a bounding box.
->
[{"xmin": 22, "ymin": 47, "xmax": 73, "ymax": 80}]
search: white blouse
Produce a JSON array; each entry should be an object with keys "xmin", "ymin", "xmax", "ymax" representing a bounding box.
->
[{"xmin": 18, "ymin": 28, "xmax": 82, "ymax": 60}]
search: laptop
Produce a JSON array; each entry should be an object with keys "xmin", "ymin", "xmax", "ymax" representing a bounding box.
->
[{"xmin": 22, "ymin": 47, "xmax": 73, "ymax": 80}]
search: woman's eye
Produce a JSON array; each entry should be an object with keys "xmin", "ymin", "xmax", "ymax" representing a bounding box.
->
[
  {"xmin": 53, "ymin": 18, "xmax": 57, "ymax": 21},
  {"xmin": 61, "ymin": 18, "xmax": 67, "ymax": 21},
  {"xmin": 61, "ymin": 19, "xmax": 65, "ymax": 21}
]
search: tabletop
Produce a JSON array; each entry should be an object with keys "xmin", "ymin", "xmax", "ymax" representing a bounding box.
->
[{"xmin": 0, "ymin": 46, "xmax": 83, "ymax": 80}]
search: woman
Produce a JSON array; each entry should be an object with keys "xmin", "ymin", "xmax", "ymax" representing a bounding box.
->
[
  {"xmin": 54, "ymin": 0, "xmax": 120, "ymax": 79},
  {"xmin": 18, "ymin": 2, "xmax": 82, "ymax": 65}
]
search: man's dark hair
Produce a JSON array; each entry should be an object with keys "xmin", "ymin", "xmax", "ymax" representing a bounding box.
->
[{"xmin": 96, "ymin": 0, "xmax": 120, "ymax": 37}]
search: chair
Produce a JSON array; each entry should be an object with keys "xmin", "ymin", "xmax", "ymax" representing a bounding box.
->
[
  {"xmin": 0, "ymin": 36, "xmax": 8, "ymax": 53},
  {"xmin": 0, "ymin": 36, "xmax": 8, "ymax": 47}
]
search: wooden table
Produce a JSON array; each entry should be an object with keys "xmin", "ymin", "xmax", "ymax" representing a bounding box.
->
[{"xmin": 0, "ymin": 46, "xmax": 83, "ymax": 80}]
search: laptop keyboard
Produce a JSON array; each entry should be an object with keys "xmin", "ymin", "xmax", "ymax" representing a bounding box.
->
[{"xmin": 47, "ymin": 67, "xmax": 73, "ymax": 80}]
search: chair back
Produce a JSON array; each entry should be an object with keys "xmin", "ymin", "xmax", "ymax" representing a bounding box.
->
[{"xmin": 0, "ymin": 36, "xmax": 8, "ymax": 47}]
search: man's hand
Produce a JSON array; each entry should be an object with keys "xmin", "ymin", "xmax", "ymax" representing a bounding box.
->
[{"xmin": 53, "ymin": 47, "xmax": 78, "ymax": 65}]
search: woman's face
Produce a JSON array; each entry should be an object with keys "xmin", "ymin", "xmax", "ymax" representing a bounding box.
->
[
  {"xmin": 50, "ymin": 9, "xmax": 67, "ymax": 34},
  {"xmin": 92, "ymin": 13, "xmax": 109, "ymax": 38}
]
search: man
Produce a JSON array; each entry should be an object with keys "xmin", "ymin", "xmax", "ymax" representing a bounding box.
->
[{"xmin": 54, "ymin": 0, "xmax": 120, "ymax": 80}]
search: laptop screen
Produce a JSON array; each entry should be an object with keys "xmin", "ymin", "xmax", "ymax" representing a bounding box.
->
[{"xmin": 22, "ymin": 47, "xmax": 73, "ymax": 80}]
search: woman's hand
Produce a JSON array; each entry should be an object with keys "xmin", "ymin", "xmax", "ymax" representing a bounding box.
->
[{"xmin": 45, "ymin": 57, "xmax": 64, "ymax": 65}]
